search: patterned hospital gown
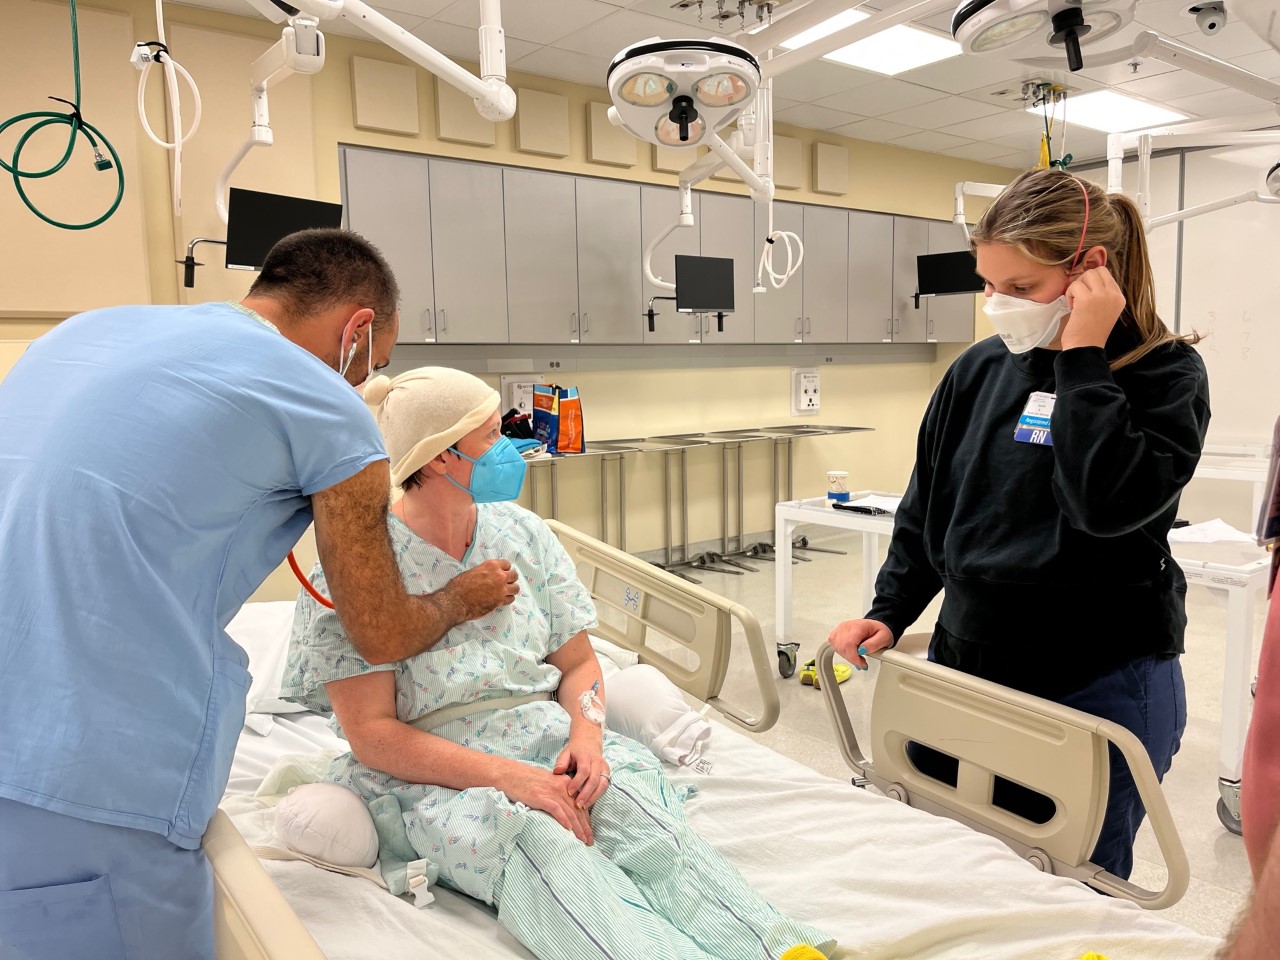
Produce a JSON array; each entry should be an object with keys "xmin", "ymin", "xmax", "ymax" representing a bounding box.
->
[
  {"xmin": 282, "ymin": 503, "xmax": 834, "ymax": 959},
  {"xmin": 280, "ymin": 502, "xmax": 663, "ymax": 902}
]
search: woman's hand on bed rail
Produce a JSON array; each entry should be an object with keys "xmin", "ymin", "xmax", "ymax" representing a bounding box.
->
[
  {"xmin": 505, "ymin": 765, "xmax": 595, "ymax": 845},
  {"xmin": 828, "ymin": 619, "xmax": 894, "ymax": 671}
]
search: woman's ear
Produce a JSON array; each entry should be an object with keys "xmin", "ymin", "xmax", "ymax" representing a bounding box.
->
[
  {"xmin": 1080, "ymin": 244, "xmax": 1108, "ymax": 271},
  {"xmin": 424, "ymin": 454, "xmax": 450, "ymax": 477}
]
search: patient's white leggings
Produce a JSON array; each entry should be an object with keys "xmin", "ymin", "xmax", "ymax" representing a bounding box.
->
[{"xmin": 492, "ymin": 765, "xmax": 834, "ymax": 960}]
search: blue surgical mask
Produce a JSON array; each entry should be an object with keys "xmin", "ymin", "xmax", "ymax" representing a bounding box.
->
[{"xmin": 445, "ymin": 437, "xmax": 527, "ymax": 503}]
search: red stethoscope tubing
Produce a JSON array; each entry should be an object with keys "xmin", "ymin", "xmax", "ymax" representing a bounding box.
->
[{"xmin": 288, "ymin": 550, "xmax": 335, "ymax": 609}]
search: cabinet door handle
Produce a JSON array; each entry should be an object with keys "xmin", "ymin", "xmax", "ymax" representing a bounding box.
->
[
  {"xmin": 886, "ymin": 318, "xmax": 892, "ymax": 338},
  {"xmin": 927, "ymin": 315, "xmax": 935, "ymax": 337},
  {"xmin": 422, "ymin": 308, "xmax": 435, "ymax": 341},
  {"xmin": 795, "ymin": 317, "xmax": 803, "ymax": 340},
  {"xmin": 571, "ymin": 312, "xmax": 578, "ymax": 338},
  {"xmin": 582, "ymin": 313, "xmax": 590, "ymax": 333},
  {"xmin": 440, "ymin": 309, "xmax": 448, "ymax": 332},
  {"xmin": 894, "ymin": 317, "xmax": 900, "ymax": 334},
  {"xmin": 805, "ymin": 316, "xmax": 812, "ymax": 335}
]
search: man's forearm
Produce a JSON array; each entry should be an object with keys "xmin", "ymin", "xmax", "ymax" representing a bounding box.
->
[{"xmin": 1220, "ymin": 832, "xmax": 1280, "ymax": 959}]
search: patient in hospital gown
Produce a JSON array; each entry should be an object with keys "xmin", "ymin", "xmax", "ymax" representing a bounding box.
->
[{"xmin": 281, "ymin": 366, "xmax": 833, "ymax": 960}]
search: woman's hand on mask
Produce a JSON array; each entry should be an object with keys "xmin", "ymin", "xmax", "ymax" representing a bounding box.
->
[{"xmin": 1061, "ymin": 265, "xmax": 1126, "ymax": 351}]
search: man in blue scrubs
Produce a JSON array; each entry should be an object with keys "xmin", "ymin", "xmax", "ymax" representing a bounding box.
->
[{"xmin": 0, "ymin": 229, "xmax": 519, "ymax": 959}]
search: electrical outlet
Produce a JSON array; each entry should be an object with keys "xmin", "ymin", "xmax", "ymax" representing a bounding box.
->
[{"xmin": 790, "ymin": 367, "xmax": 820, "ymax": 416}]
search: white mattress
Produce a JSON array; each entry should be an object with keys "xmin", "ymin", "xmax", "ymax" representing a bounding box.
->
[{"xmin": 222, "ymin": 712, "xmax": 1220, "ymax": 960}]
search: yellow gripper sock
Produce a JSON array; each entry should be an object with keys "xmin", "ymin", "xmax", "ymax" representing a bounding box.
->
[{"xmin": 781, "ymin": 947, "xmax": 828, "ymax": 960}]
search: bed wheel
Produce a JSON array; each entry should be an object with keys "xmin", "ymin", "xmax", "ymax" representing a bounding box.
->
[
  {"xmin": 1217, "ymin": 797, "xmax": 1243, "ymax": 836},
  {"xmin": 777, "ymin": 645, "xmax": 798, "ymax": 678},
  {"xmin": 1025, "ymin": 848, "xmax": 1054, "ymax": 874}
]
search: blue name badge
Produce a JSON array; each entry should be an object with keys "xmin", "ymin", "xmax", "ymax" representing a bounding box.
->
[{"xmin": 1014, "ymin": 391, "xmax": 1055, "ymax": 446}]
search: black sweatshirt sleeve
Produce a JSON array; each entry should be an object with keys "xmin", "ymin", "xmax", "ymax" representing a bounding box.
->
[
  {"xmin": 1050, "ymin": 346, "xmax": 1210, "ymax": 538},
  {"xmin": 865, "ymin": 384, "xmax": 945, "ymax": 640}
]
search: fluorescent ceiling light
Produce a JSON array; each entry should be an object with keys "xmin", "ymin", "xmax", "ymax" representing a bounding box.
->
[
  {"xmin": 779, "ymin": 9, "xmax": 871, "ymax": 49},
  {"xmin": 823, "ymin": 25, "xmax": 961, "ymax": 75},
  {"xmin": 1027, "ymin": 89, "xmax": 1186, "ymax": 133}
]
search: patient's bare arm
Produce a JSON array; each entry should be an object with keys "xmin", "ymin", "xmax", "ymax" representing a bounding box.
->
[
  {"xmin": 311, "ymin": 461, "xmax": 519, "ymax": 665},
  {"xmin": 326, "ymin": 671, "xmax": 594, "ymax": 844}
]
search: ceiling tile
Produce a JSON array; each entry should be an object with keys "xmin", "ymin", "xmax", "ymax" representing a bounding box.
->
[
  {"xmin": 939, "ymin": 140, "xmax": 1027, "ymax": 163},
  {"xmin": 1079, "ymin": 57, "xmax": 1178, "ymax": 86},
  {"xmin": 368, "ymin": 0, "xmax": 454, "ymax": 17},
  {"xmin": 630, "ymin": 0, "xmax": 760, "ymax": 31},
  {"xmin": 1176, "ymin": 23, "xmax": 1272, "ymax": 57},
  {"xmin": 771, "ymin": 97, "xmax": 801, "ymax": 113},
  {"xmin": 831, "ymin": 117, "xmax": 923, "ymax": 142},
  {"xmin": 882, "ymin": 95, "xmax": 1004, "ymax": 129},
  {"xmin": 937, "ymin": 108, "xmax": 1044, "ymax": 141},
  {"xmin": 1234, "ymin": 49, "xmax": 1280, "ymax": 80},
  {"xmin": 771, "ymin": 60, "xmax": 880, "ymax": 103},
  {"xmin": 410, "ymin": 20, "xmax": 540, "ymax": 62},
  {"xmin": 916, "ymin": 8, "xmax": 959, "ymax": 33},
  {"xmin": 1169, "ymin": 86, "xmax": 1275, "ymax": 118},
  {"xmin": 1116, "ymin": 69, "xmax": 1224, "ymax": 102},
  {"xmin": 816, "ymin": 78, "xmax": 947, "ymax": 117},
  {"xmin": 436, "ymin": 0, "xmax": 613, "ymax": 45},
  {"xmin": 1059, "ymin": 128, "xmax": 1111, "ymax": 160},
  {"xmin": 890, "ymin": 129, "xmax": 973, "ymax": 152},
  {"xmin": 361, "ymin": 7, "xmax": 425, "ymax": 30},
  {"xmin": 555, "ymin": 9, "xmax": 704, "ymax": 56},
  {"xmin": 774, "ymin": 103, "xmax": 866, "ymax": 130},
  {"xmin": 895, "ymin": 55, "xmax": 1030, "ymax": 96},
  {"xmin": 510, "ymin": 47, "xmax": 612, "ymax": 88}
]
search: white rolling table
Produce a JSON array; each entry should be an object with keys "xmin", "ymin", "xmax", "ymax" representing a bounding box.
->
[
  {"xmin": 774, "ymin": 494, "xmax": 1271, "ymax": 833},
  {"xmin": 774, "ymin": 494, "xmax": 896, "ymax": 677}
]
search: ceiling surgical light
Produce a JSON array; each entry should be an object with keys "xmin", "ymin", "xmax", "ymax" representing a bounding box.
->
[
  {"xmin": 951, "ymin": 0, "xmax": 1135, "ymax": 71},
  {"xmin": 607, "ymin": 38, "xmax": 760, "ymax": 148}
]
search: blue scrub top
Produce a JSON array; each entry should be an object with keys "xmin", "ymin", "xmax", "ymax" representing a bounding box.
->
[{"xmin": 0, "ymin": 302, "xmax": 387, "ymax": 848}]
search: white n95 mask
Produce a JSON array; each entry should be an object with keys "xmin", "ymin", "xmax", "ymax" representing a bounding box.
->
[{"xmin": 983, "ymin": 292, "xmax": 1071, "ymax": 354}]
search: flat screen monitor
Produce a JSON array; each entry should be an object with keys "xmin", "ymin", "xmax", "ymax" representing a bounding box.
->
[
  {"xmin": 916, "ymin": 250, "xmax": 984, "ymax": 296},
  {"xmin": 675, "ymin": 255, "xmax": 734, "ymax": 313},
  {"xmin": 225, "ymin": 188, "xmax": 344, "ymax": 270}
]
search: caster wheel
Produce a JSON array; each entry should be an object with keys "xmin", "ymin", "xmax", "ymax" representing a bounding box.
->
[
  {"xmin": 778, "ymin": 649, "xmax": 797, "ymax": 678},
  {"xmin": 1218, "ymin": 797, "xmax": 1243, "ymax": 836}
]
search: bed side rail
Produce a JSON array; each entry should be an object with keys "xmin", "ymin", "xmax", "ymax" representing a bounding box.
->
[
  {"xmin": 817, "ymin": 642, "xmax": 1189, "ymax": 909},
  {"xmin": 548, "ymin": 519, "xmax": 779, "ymax": 732},
  {"xmin": 205, "ymin": 809, "xmax": 327, "ymax": 960}
]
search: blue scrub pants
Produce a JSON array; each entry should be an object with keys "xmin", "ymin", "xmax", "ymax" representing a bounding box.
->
[
  {"xmin": 908, "ymin": 655, "xmax": 1187, "ymax": 880},
  {"xmin": 0, "ymin": 797, "xmax": 215, "ymax": 960}
]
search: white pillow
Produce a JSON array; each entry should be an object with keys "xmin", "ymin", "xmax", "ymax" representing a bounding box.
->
[
  {"xmin": 226, "ymin": 601, "xmax": 305, "ymax": 730},
  {"xmin": 605, "ymin": 664, "xmax": 712, "ymax": 769},
  {"xmin": 275, "ymin": 782, "xmax": 379, "ymax": 869}
]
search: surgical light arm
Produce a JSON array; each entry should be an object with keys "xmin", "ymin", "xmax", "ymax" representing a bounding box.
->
[
  {"xmin": 953, "ymin": 181, "xmax": 1004, "ymax": 242},
  {"xmin": 219, "ymin": 0, "xmax": 515, "ymax": 225}
]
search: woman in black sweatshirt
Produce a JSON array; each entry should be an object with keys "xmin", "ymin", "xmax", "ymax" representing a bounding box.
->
[{"xmin": 828, "ymin": 168, "xmax": 1210, "ymax": 881}]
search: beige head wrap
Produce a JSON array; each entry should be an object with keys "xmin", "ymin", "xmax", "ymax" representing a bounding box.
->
[{"xmin": 362, "ymin": 367, "xmax": 500, "ymax": 487}]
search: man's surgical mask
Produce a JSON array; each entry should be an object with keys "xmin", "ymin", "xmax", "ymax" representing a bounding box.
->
[
  {"xmin": 983, "ymin": 291, "xmax": 1071, "ymax": 354},
  {"xmin": 445, "ymin": 437, "xmax": 527, "ymax": 503}
]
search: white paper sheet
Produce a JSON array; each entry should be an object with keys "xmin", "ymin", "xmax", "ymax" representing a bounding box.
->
[
  {"xmin": 849, "ymin": 494, "xmax": 903, "ymax": 514},
  {"xmin": 1168, "ymin": 518, "xmax": 1255, "ymax": 544}
]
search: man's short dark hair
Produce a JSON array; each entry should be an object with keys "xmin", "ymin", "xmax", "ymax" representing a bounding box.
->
[{"xmin": 249, "ymin": 228, "xmax": 399, "ymax": 328}]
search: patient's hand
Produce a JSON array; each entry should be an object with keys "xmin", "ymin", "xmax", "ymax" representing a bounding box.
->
[
  {"xmin": 827, "ymin": 619, "xmax": 894, "ymax": 671},
  {"xmin": 504, "ymin": 764, "xmax": 595, "ymax": 845},
  {"xmin": 445, "ymin": 559, "xmax": 520, "ymax": 620}
]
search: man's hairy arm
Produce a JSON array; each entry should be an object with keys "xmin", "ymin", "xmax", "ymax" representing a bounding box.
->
[{"xmin": 311, "ymin": 461, "xmax": 518, "ymax": 664}]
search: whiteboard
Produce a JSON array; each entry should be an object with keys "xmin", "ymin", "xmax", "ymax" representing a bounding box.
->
[{"xmin": 1178, "ymin": 145, "xmax": 1280, "ymax": 440}]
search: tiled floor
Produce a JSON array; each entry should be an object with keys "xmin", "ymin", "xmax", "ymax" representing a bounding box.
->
[{"xmin": 679, "ymin": 526, "xmax": 1266, "ymax": 943}]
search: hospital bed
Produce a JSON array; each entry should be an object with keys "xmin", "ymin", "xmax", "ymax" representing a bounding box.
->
[{"xmin": 211, "ymin": 521, "xmax": 1219, "ymax": 960}]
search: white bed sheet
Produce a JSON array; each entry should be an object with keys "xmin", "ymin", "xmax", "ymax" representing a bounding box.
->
[{"xmin": 222, "ymin": 712, "xmax": 1220, "ymax": 960}]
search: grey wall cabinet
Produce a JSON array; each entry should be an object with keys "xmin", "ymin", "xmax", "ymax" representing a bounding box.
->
[
  {"xmin": 428, "ymin": 159, "xmax": 509, "ymax": 343},
  {"xmin": 697, "ymin": 192, "xmax": 755, "ymax": 344},
  {"xmin": 891, "ymin": 216, "xmax": 930, "ymax": 343},
  {"xmin": 800, "ymin": 205, "xmax": 849, "ymax": 343},
  {"xmin": 753, "ymin": 201, "xmax": 805, "ymax": 343},
  {"xmin": 924, "ymin": 220, "xmax": 978, "ymax": 343},
  {"xmin": 576, "ymin": 178, "xmax": 643, "ymax": 344},
  {"xmin": 641, "ymin": 186, "xmax": 700, "ymax": 344},
  {"xmin": 504, "ymin": 168, "xmax": 580, "ymax": 344},
  {"xmin": 342, "ymin": 147, "xmax": 436, "ymax": 343},
  {"xmin": 847, "ymin": 210, "xmax": 895, "ymax": 343}
]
